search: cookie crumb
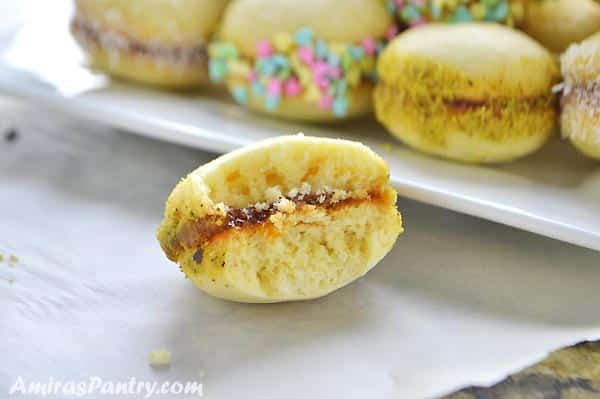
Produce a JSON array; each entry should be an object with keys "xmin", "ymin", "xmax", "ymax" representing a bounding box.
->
[
  {"xmin": 8, "ymin": 255, "xmax": 18, "ymax": 266},
  {"xmin": 149, "ymin": 349, "xmax": 171, "ymax": 368},
  {"xmin": 4, "ymin": 128, "xmax": 18, "ymax": 143},
  {"xmin": 198, "ymin": 370, "xmax": 205, "ymax": 379},
  {"xmin": 275, "ymin": 197, "xmax": 296, "ymax": 213}
]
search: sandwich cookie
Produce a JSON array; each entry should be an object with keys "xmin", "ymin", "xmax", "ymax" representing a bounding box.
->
[
  {"xmin": 522, "ymin": 0, "xmax": 600, "ymax": 54},
  {"xmin": 560, "ymin": 32, "xmax": 600, "ymax": 159},
  {"xmin": 375, "ymin": 23, "xmax": 560, "ymax": 163},
  {"xmin": 209, "ymin": 0, "xmax": 393, "ymax": 121},
  {"xmin": 71, "ymin": 0, "xmax": 229, "ymax": 88},
  {"xmin": 157, "ymin": 135, "xmax": 403, "ymax": 302}
]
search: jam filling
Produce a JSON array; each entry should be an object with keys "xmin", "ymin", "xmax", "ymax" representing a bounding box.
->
[
  {"xmin": 71, "ymin": 17, "xmax": 207, "ymax": 65},
  {"xmin": 445, "ymin": 99, "xmax": 489, "ymax": 112},
  {"xmin": 168, "ymin": 191, "xmax": 379, "ymax": 263}
]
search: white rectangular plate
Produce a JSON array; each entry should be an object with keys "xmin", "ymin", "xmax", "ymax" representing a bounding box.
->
[{"xmin": 1, "ymin": 1, "xmax": 599, "ymax": 252}]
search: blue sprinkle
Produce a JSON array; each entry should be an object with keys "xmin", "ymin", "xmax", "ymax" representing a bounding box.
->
[
  {"xmin": 252, "ymin": 81, "xmax": 266, "ymax": 96},
  {"xmin": 333, "ymin": 97, "xmax": 348, "ymax": 117},
  {"xmin": 295, "ymin": 27, "xmax": 314, "ymax": 46},
  {"xmin": 315, "ymin": 40, "xmax": 328, "ymax": 58},
  {"xmin": 349, "ymin": 46, "xmax": 365, "ymax": 60},
  {"xmin": 486, "ymin": 2, "xmax": 509, "ymax": 22},
  {"xmin": 209, "ymin": 59, "xmax": 227, "ymax": 82},
  {"xmin": 451, "ymin": 6, "xmax": 473, "ymax": 23},
  {"xmin": 257, "ymin": 58, "xmax": 277, "ymax": 76},
  {"xmin": 334, "ymin": 80, "xmax": 347, "ymax": 97},
  {"xmin": 232, "ymin": 86, "xmax": 248, "ymax": 105},
  {"xmin": 271, "ymin": 55, "xmax": 289, "ymax": 69},
  {"xmin": 327, "ymin": 53, "xmax": 340, "ymax": 67},
  {"xmin": 430, "ymin": 3, "xmax": 442, "ymax": 20},
  {"xmin": 264, "ymin": 95, "xmax": 280, "ymax": 111},
  {"xmin": 401, "ymin": 5, "xmax": 421, "ymax": 22},
  {"xmin": 387, "ymin": 0, "xmax": 396, "ymax": 13}
]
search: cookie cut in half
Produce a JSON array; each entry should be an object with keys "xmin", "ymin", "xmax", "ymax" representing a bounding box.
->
[{"xmin": 157, "ymin": 135, "xmax": 403, "ymax": 302}]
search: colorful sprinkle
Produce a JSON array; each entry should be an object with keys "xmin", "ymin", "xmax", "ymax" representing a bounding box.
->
[
  {"xmin": 267, "ymin": 78, "xmax": 282, "ymax": 96},
  {"xmin": 284, "ymin": 77, "xmax": 301, "ymax": 97},
  {"xmin": 209, "ymin": 26, "xmax": 388, "ymax": 118},
  {"xmin": 232, "ymin": 86, "xmax": 248, "ymax": 105},
  {"xmin": 319, "ymin": 94, "xmax": 333, "ymax": 110},
  {"xmin": 295, "ymin": 27, "xmax": 314, "ymax": 46},
  {"xmin": 252, "ymin": 81, "xmax": 266, "ymax": 96},
  {"xmin": 333, "ymin": 97, "xmax": 348, "ymax": 117},
  {"xmin": 297, "ymin": 46, "xmax": 315, "ymax": 64},
  {"xmin": 256, "ymin": 40, "xmax": 274, "ymax": 58},
  {"xmin": 273, "ymin": 32, "xmax": 293, "ymax": 52},
  {"xmin": 265, "ymin": 95, "xmax": 280, "ymax": 111},
  {"xmin": 388, "ymin": 0, "xmax": 523, "ymax": 28},
  {"xmin": 209, "ymin": 59, "xmax": 227, "ymax": 81}
]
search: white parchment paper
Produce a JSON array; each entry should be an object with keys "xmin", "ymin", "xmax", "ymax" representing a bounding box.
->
[{"xmin": 1, "ymin": 101, "xmax": 600, "ymax": 398}]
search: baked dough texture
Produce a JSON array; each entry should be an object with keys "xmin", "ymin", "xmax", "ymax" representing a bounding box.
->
[
  {"xmin": 522, "ymin": 0, "xmax": 600, "ymax": 53},
  {"xmin": 71, "ymin": 0, "xmax": 229, "ymax": 88},
  {"xmin": 157, "ymin": 135, "xmax": 403, "ymax": 302},
  {"xmin": 375, "ymin": 23, "xmax": 560, "ymax": 163},
  {"xmin": 209, "ymin": 0, "xmax": 392, "ymax": 121}
]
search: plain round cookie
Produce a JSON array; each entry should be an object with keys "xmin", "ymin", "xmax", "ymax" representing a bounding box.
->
[
  {"xmin": 71, "ymin": 0, "xmax": 229, "ymax": 88},
  {"xmin": 157, "ymin": 135, "xmax": 403, "ymax": 303},
  {"xmin": 375, "ymin": 23, "xmax": 560, "ymax": 163},
  {"xmin": 522, "ymin": 0, "xmax": 600, "ymax": 53},
  {"xmin": 209, "ymin": 0, "xmax": 392, "ymax": 121},
  {"xmin": 560, "ymin": 32, "xmax": 600, "ymax": 159}
]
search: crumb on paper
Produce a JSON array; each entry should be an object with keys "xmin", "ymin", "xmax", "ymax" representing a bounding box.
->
[
  {"xmin": 8, "ymin": 255, "xmax": 18, "ymax": 266},
  {"xmin": 4, "ymin": 128, "xmax": 18, "ymax": 143},
  {"xmin": 0, "ymin": 254, "xmax": 3, "ymax": 262},
  {"xmin": 198, "ymin": 370, "xmax": 205, "ymax": 379},
  {"xmin": 149, "ymin": 349, "xmax": 171, "ymax": 367}
]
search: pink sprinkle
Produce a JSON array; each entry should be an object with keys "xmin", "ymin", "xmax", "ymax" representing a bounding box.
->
[
  {"xmin": 284, "ymin": 77, "xmax": 301, "ymax": 97},
  {"xmin": 312, "ymin": 61, "xmax": 328, "ymax": 77},
  {"xmin": 256, "ymin": 40, "xmax": 273, "ymax": 58},
  {"xmin": 315, "ymin": 76, "xmax": 329, "ymax": 90},
  {"xmin": 297, "ymin": 46, "xmax": 314, "ymax": 64},
  {"xmin": 413, "ymin": 0, "xmax": 425, "ymax": 5},
  {"xmin": 386, "ymin": 25, "xmax": 399, "ymax": 40},
  {"xmin": 328, "ymin": 66, "xmax": 342, "ymax": 79},
  {"xmin": 410, "ymin": 17, "xmax": 427, "ymax": 27},
  {"xmin": 248, "ymin": 70, "xmax": 258, "ymax": 82},
  {"xmin": 362, "ymin": 38, "xmax": 377, "ymax": 56},
  {"xmin": 395, "ymin": 0, "xmax": 404, "ymax": 7},
  {"xmin": 267, "ymin": 78, "xmax": 282, "ymax": 96},
  {"xmin": 319, "ymin": 94, "xmax": 333, "ymax": 110}
]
